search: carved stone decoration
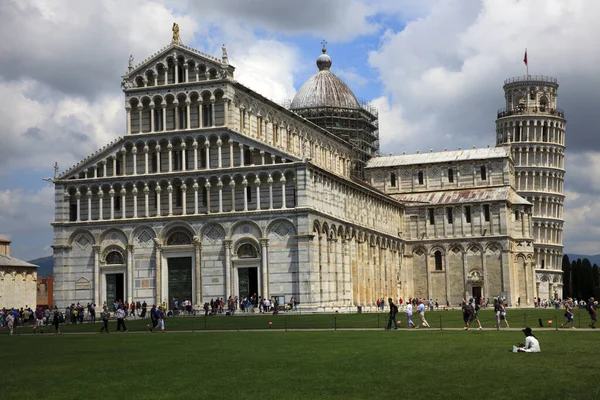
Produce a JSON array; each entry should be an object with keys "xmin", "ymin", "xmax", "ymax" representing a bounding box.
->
[
  {"xmin": 271, "ymin": 221, "xmax": 292, "ymax": 239},
  {"xmin": 137, "ymin": 229, "xmax": 155, "ymax": 248},
  {"xmin": 414, "ymin": 248, "xmax": 425, "ymax": 257},
  {"xmin": 75, "ymin": 232, "xmax": 93, "ymax": 250},
  {"xmin": 75, "ymin": 277, "xmax": 91, "ymax": 290},
  {"xmin": 467, "ymin": 269, "xmax": 483, "ymax": 283},
  {"xmin": 204, "ymin": 225, "xmax": 225, "ymax": 244}
]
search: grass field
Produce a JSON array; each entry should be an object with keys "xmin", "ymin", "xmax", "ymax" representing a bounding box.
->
[
  {"xmin": 1, "ymin": 307, "xmax": 594, "ymax": 335},
  {"xmin": 0, "ymin": 329, "xmax": 597, "ymax": 400}
]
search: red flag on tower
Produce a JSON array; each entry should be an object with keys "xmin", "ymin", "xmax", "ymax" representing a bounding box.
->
[{"xmin": 523, "ymin": 49, "xmax": 528, "ymax": 66}]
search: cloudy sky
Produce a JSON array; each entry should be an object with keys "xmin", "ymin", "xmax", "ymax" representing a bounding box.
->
[{"xmin": 0, "ymin": 0, "xmax": 598, "ymax": 260}]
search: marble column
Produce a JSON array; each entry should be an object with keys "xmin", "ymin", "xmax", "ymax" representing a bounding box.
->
[
  {"xmin": 230, "ymin": 181, "xmax": 236, "ymax": 212},
  {"xmin": 155, "ymin": 242, "xmax": 162, "ymax": 305},
  {"xmin": 126, "ymin": 245, "xmax": 134, "ymax": 302},
  {"xmin": 98, "ymin": 191, "xmax": 104, "ymax": 221},
  {"xmin": 260, "ymin": 238, "xmax": 269, "ymax": 299},
  {"xmin": 86, "ymin": 191, "xmax": 92, "ymax": 221},
  {"xmin": 224, "ymin": 240, "xmax": 232, "ymax": 299},
  {"xmin": 93, "ymin": 245, "xmax": 101, "ymax": 307},
  {"xmin": 194, "ymin": 239, "xmax": 202, "ymax": 305}
]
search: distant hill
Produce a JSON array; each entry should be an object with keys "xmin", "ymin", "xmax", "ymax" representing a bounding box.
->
[
  {"xmin": 27, "ymin": 255, "xmax": 53, "ymax": 277},
  {"xmin": 566, "ymin": 254, "xmax": 600, "ymax": 266}
]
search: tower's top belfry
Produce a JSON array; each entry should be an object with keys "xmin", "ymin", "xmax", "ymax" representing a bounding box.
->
[{"xmin": 497, "ymin": 75, "xmax": 564, "ymax": 126}]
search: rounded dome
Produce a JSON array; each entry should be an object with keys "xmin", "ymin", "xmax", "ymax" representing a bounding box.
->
[{"xmin": 290, "ymin": 49, "xmax": 360, "ymax": 111}]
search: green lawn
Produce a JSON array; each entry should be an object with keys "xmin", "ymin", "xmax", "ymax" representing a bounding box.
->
[
  {"xmin": 2, "ymin": 308, "xmax": 594, "ymax": 334},
  {"xmin": 0, "ymin": 330, "xmax": 597, "ymax": 400}
]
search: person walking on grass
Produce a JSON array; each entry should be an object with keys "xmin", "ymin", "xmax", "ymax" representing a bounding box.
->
[
  {"xmin": 153, "ymin": 306, "xmax": 165, "ymax": 333},
  {"xmin": 587, "ymin": 297, "xmax": 597, "ymax": 329},
  {"xmin": 417, "ymin": 300, "xmax": 430, "ymax": 328},
  {"xmin": 494, "ymin": 299, "xmax": 501, "ymax": 330},
  {"xmin": 6, "ymin": 311, "xmax": 15, "ymax": 336},
  {"xmin": 385, "ymin": 298, "xmax": 399, "ymax": 330},
  {"xmin": 405, "ymin": 301, "xmax": 416, "ymax": 328},
  {"xmin": 561, "ymin": 299, "xmax": 575, "ymax": 329},
  {"xmin": 462, "ymin": 301, "xmax": 471, "ymax": 330},
  {"xmin": 33, "ymin": 306, "xmax": 44, "ymax": 334},
  {"xmin": 469, "ymin": 298, "xmax": 482, "ymax": 330},
  {"xmin": 116, "ymin": 305, "xmax": 128, "ymax": 332},
  {"xmin": 52, "ymin": 306, "xmax": 62, "ymax": 335},
  {"xmin": 498, "ymin": 300, "xmax": 510, "ymax": 328},
  {"xmin": 100, "ymin": 306, "xmax": 110, "ymax": 333}
]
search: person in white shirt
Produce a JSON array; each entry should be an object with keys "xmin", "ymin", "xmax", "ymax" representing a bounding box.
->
[
  {"xmin": 417, "ymin": 300, "xmax": 430, "ymax": 328},
  {"xmin": 517, "ymin": 327, "xmax": 541, "ymax": 353},
  {"xmin": 406, "ymin": 303, "xmax": 415, "ymax": 328}
]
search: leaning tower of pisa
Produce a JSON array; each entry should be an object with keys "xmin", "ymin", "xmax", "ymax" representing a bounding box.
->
[{"xmin": 495, "ymin": 75, "xmax": 566, "ymax": 299}]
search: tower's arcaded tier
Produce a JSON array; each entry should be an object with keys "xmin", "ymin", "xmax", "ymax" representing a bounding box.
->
[{"xmin": 495, "ymin": 75, "xmax": 566, "ymax": 299}]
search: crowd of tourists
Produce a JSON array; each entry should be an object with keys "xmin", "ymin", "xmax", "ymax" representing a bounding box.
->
[
  {"xmin": 383, "ymin": 296, "xmax": 598, "ymax": 332},
  {"xmin": 1, "ymin": 295, "xmax": 597, "ymax": 335},
  {"xmin": 202, "ymin": 294, "xmax": 297, "ymax": 317}
]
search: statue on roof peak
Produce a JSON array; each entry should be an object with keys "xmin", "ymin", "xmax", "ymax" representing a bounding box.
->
[
  {"xmin": 172, "ymin": 22, "xmax": 180, "ymax": 44},
  {"xmin": 128, "ymin": 54, "xmax": 134, "ymax": 71},
  {"xmin": 222, "ymin": 44, "xmax": 229, "ymax": 65}
]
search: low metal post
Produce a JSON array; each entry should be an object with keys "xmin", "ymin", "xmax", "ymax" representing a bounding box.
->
[
  {"xmin": 439, "ymin": 314, "xmax": 442, "ymax": 330},
  {"xmin": 377, "ymin": 313, "xmax": 380, "ymax": 328},
  {"xmin": 334, "ymin": 316, "xmax": 337, "ymax": 331},
  {"xmin": 555, "ymin": 315, "xmax": 558, "ymax": 331}
]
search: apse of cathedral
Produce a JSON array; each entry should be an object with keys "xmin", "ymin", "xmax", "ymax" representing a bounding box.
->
[{"xmin": 51, "ymin": 27, "xmax": 565, "ymax": 310}]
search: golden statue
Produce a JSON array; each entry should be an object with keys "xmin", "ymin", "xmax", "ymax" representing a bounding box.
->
[{"xmin": 172, "ymin": 22, "xmax": 180, "ymax": 43}]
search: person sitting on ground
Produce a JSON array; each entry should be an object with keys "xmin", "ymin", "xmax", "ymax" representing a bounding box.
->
[{"xmin": 515, "ymin": 327, "xmax": 541, "ymax": 353}]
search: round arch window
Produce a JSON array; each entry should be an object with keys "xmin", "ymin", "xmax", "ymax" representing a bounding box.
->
[
  {"xmin": 106, "ymin": 251, "xmax": 124, "ymax": 265},
  {"xmin": 237, "ymin": 243, "xmax": 257, "ymax": 259}
]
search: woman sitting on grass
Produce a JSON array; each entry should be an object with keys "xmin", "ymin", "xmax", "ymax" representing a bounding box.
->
[{"xmin": 515, "ymin": 327, "xmax": 541, "ymax": 353}]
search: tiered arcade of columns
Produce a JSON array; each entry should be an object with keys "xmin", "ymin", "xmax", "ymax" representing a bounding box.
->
[{"xmin": 496, "ymin": 75, "xmax": 566, "ymax": 298}]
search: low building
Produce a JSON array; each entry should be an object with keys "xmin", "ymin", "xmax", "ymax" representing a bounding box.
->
[{"xmin": 0, "ymin": 239, "xmax": 39, "ymax": 309}]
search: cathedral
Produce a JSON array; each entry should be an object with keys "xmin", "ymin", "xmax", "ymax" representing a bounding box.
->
[{"xmin": 51, "ymin": 29, "xmax": 566, "ymax": 310}]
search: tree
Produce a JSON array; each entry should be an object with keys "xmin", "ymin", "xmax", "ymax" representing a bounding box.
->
[
  {"xmin": 593, "ymin": 264, "xmax": 600, "ymax": 288},
  {"xmin": 572, "ymin": 259, "xmax": 583, "ymax": 299},
  {"xmin": 581, "ymin": 258, "xmax": 595, "ymax": 299},
  {"xmin": 562, "ymin": 255, "xmax": 571, "ymax": 298}
]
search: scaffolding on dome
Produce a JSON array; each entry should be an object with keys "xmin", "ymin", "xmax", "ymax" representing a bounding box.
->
[{"xmin": 285, "ymin": 98, "xmax": 379, "ymax": 179}]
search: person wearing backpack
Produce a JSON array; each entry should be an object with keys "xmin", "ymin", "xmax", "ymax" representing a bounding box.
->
[
  {"xmin": 587, "ymin": 297, "xmax": 597, "ymax": 329},
  {"xmin": 462, "ymin": 300, "xmax": 472, "ymax": 330},
  {"xmin": 100, "ymin": 306, "xmax": 110, "ymax": 333},
  {"xmin": 52, "ymin": 307, "xmax": 62, "ymax": 335},
  {"xmin": 469, "ymin": 298, "xmax": 482, "ymax": 330},
  {"xmin": 385, "ymin": 298, "xmax": 399, "ymax": 330}
]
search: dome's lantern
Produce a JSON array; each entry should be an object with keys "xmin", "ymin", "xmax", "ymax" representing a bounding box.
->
[
  {"xmin": 290, "ymin": 45, "xmax": 360, "ymax": 111},
  {"xmin": 316, "ymin": 46, "xmax": 332, "ymax": 71}
]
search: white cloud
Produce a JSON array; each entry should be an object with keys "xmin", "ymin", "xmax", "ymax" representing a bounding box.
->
[
  {"xmin": 367, "ymin": 0, "xmax": 600, "ymax": 253},
  {"xmin": 0, "ymin": 186, "xmax": 54, "ymax": 259}
]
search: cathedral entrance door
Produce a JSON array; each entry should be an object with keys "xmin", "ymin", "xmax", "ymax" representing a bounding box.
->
[
  {"xmin": 238, "ymin": 267, "xmax": 258, "ymax": 300},
  {"xmin": 472, "ymin": 286, "xmax": 482, "ymax": 301},
  {"xmin": 167, "ymin": 257, "xmax": 193, "ymax": 310},
  {"xmin": 106, "ymin": 273, "xmax": 124, "ymax": 308}
]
